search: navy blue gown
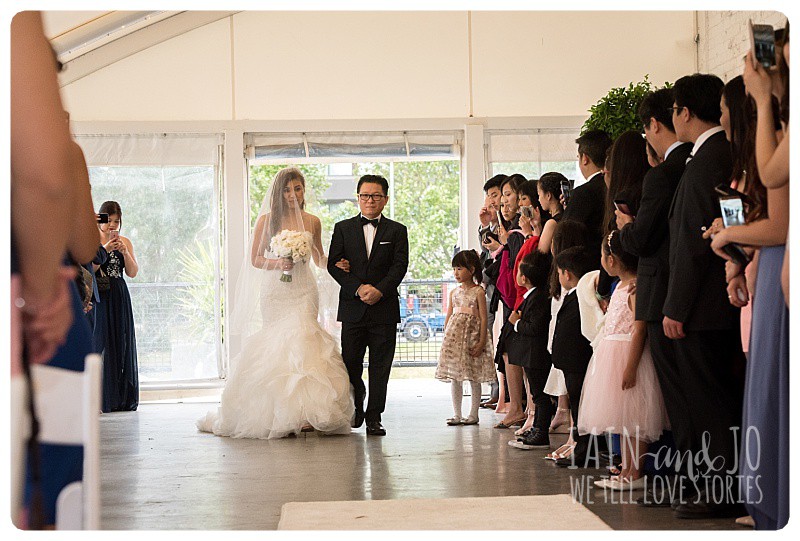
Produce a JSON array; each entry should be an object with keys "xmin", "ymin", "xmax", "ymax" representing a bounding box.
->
[
  {"xmin": 741, "ymin": 245, "xmax": 789, "ymax": 530},
  {"xmin": 94, "ymin": 249, "xmax": 139, "ymax": 412}
]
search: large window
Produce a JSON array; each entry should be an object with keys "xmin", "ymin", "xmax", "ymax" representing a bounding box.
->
[
  {"xmin": 246, "ymin": 131, "xmax": 462, "ymax": 366},
  {"xmin": 78, "ymin": 134, "xmax": 223, "ymax": 384},
  {"xmin": 246, "ymin": 132, "xmax": 462, "ymax": 280},
  {"xmin": 486, "ymin": 129, "xmax": 582, "ymax": 185}
]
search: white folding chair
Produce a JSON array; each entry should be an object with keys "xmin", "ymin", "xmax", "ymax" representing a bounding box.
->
[{"xmin": 19, "ymin": 354, "xmax": 103, "ymax": 530}]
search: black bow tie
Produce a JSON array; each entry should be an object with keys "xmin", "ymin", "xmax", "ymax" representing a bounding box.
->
[{"xmin": 360, "ymin": 216, "xmax": 379, "ymax": 227}]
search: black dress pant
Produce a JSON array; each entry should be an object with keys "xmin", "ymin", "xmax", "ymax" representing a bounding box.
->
[
  {"xmin": 561, "ymin": 367, "xmax": 608, "ymax": 461},
  {"xmin": 651, "ymin": 325, "xmax": 745, "ymax": 499},
  {"xmin": 524, "ymin": 367, "xmax": 553, "ymax": 432},
  {"xmin": 341, "ymin": 321, "xmax": 396, "ymax": 423}
]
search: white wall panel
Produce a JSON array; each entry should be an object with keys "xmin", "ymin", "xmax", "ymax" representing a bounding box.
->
[
  {"xmin": 231, "ymin": 11, "xmax": 470, "ymax": 120},
  {"xmin": 57, "ymin": 11, "xmax": 700, "ymax": 122},
  {"xmin": 61, "ymin": 18, "xmax": 232, "ymax": 121},
  {"xmin": 470, "ymin": 12, "xmax": 696, "ymax": 118},
  {"xmin": 41, "ymin": 11, "xmax": 109, "ymax": 38}
]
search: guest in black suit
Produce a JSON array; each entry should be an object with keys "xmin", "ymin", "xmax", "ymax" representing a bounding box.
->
[
  {"xmin": 477, "ymin": 174, "xmax": 506, "ymax": 406},
  {"xmin": 565, "ymin": 130, "xmax": 613, "ymax": 296},
  {"xmin": 617, "ymin": 88, "xmax": 693, "ymax": 505},
  {"xmin": 550, "ymin": 247, "xmax": 597, "ymax": 467},
  {"xmin": 328, "ymin": 175, "xmax": 409, "ymax": 436},
  {"xmin": 504, "ymin": 251, "xmax": 553, "ymax": 448},
  {"xmin": 478, "ymin": 174, "xmax": 506, "ymax": 329},
  {"xmin": 662, "ymin": 74, "xmax": 745, "ymax": 518},
  {"xmin": 565, "ymin": 130, "xmax": 612, "ymax": 249}
]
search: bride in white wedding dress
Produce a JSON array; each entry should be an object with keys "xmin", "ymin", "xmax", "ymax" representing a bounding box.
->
[{"xmin": 197, "ymin": 167, "xmax": 353, "ymax": 439}]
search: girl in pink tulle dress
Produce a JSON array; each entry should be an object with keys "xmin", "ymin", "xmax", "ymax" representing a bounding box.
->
[{"xmin": 578, "ymin": 230, "xmax": 669, "ymax": 490}]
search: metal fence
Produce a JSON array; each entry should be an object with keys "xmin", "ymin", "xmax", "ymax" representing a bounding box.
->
[
  {"xmin": 127, "ymin": 278, "xmax": 457, "ymax": 383},
  {"xmin": 393, "ymin": 279, "xmax": 458, "ymax": 367}
]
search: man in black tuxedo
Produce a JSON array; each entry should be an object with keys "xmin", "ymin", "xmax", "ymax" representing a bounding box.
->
[
  {"xmin": 617, "ymin": 88, "xmax": 693, "ymax": 505},
  {"xmin": 662, "ymin": 74, "xmax": 744, "ymax": 518},
  {"xmin": 564, "ymin": 130, "xmax": 613, "ymax": 295},
  {"xmin": 328, "ymin": 175, "xmax": 409, "ymax": 436}
]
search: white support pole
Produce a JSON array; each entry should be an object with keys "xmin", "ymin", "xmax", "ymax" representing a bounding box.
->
[{"xmin": 462, "ymin": 124, "xmax": 486, "ymax": 252}]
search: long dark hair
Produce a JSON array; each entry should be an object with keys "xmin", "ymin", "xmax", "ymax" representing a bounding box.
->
[
  {"xmin": 603, "ymin": 131, "xmax": 650, "ymax": 234},
  {"xmin": 99, "ymin": 200, "xmax": 123, "ymax": 231},
  {"xmin": 549, "ymin": 220, "xmax": 589, "ymax": 298},
  {"xmin": 723, "ymin": 76, "xmax": 767, "ymax": 222},
  {"xmin": 267, "ymin": 167, "xmax": 306, "ymax": 239},
  {"xmin": 452, "ymin": 249, "xmax": 482, "ymax": 284},
  {"xmin": 499, "ymin": 174, "xmax": 524, "ymax": 229}
]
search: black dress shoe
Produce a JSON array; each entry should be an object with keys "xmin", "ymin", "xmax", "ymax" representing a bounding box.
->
[
  {"xmin": 673, "ymin": 498, "xmax": 744, "ymax": 520},
  {"xmin": 351, "ymin": 410, "xmax": 364, "ymax": 429},
  {"xmin": 366, "ymin": 421, "xmax": 386, "ymax": 436}
]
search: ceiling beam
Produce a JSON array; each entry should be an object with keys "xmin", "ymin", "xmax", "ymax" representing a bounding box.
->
[{"xmin": 58, "ymin": 11, "xmax": 239, "ymax": 87}]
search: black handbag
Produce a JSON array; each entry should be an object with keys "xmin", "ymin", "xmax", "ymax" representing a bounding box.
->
[{"xmin": 95, "ymin": 267, "xmax": 111, "ymax": 292}]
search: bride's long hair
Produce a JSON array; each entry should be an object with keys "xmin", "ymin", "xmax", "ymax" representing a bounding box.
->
[{"xmin": 267, "ymin": 167, "xmax": 306, "ymax": 240}]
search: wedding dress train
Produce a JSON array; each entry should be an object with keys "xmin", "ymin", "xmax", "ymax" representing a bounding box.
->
[{"xmin": 197, "ymin": 248, "xmax": 353, "ymax": 439}]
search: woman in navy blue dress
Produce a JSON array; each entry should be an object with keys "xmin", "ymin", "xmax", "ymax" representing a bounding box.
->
[{"xmin": 94, "ymin": 201, "xmax": 140, "ymax": 412}]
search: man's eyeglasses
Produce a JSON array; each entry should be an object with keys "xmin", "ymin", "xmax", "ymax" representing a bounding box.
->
[
  {"xmin": 668, "ymin": 106, "xmax": 686, "ymax": 115},
  {"xmin": 358, "ymin": 194, "xmax": 386, "ymax": 202}
]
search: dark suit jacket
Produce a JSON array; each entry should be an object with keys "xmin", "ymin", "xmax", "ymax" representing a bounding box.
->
[
  {"xmin": 504, "ymin": 287, "xmax": 551, "ymax": 370},
  {"xmin": 327, "ymin": 214, "xmax": 409, "ymax": 324},
  {"xmin": 619, "ymin": 142, "xmax": 692, "ymax": 322},
  {"xmin": 563, "ymin": 172, "xmax": 611, "ymax": 293},
  {"xmin": 563, "ymin": 171, "xmax": 606, "ymax": 253},
  {"xmin": 551, "ymin": 291, "xmax": 593, "ymax": 373},
  {"xmin": 663, "ymin": 131, "xmax": 739, "ymax": 331}
]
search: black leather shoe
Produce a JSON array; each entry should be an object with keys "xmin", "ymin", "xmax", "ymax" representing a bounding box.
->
[
  {"xmin": 351, "ymin": 410, "xmax": 364, "ymax": 429},
  {"xmin": 673, "ymin": 498, "xmax": 744, "ymax": 520},
  {"xmin": 366, "ymin": 421, "xmax": 386, "ymax": 436}
]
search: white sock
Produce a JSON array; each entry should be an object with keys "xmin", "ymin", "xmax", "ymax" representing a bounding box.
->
[
  {"xmin": 468, "ymin": 381, "xmax": 481, "ymax": 419},
  {"xmin": 451, "ymin": 380, "xmax": 463, "ymax": 419}
]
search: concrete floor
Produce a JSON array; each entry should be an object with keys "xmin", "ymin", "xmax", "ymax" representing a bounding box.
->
[{"xmin": 100, "ymin": 379, "xmax": 740, "ymax": 530}]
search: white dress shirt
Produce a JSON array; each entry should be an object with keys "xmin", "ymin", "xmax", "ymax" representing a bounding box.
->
[
  {"xmin": 687, "ymin": 126, "xmax": 725, "ymax": 163},
  {"xmin": 361, "ymin": 213, "xmax": 381, "ymax": 259}
]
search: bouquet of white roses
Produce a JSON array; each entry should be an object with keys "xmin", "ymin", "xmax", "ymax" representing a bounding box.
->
[{"xmin": 269, "ymin": 230, "xmax": 311, "ymax": 282}]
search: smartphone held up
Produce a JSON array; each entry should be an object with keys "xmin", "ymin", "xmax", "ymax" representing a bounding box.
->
[
  {"xmin": 560, "ymin": 179, "xmax": 572, "ymax": 206},
  {"xmin": 748, "ymin": 19, "xmax": 777, "ymax": 69}
]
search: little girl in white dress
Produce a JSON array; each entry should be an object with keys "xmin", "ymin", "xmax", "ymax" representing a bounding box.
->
[{"xmin": 578, "ymin": 231, "xmax": 669, "ymax": 490}]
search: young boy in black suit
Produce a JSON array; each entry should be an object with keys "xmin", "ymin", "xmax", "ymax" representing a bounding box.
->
[
  {"xmin": 551, "ymin": 246, "xmax": 597, "ymax": 467},
  {"xmin": 505, "ymin": 251, "xmax": 553, "ymax": 449}
]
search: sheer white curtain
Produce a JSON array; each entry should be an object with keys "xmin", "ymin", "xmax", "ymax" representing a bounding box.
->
[{"xmin": 75, "ymin": 133, "xmax": 225, "ymax": 385}]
